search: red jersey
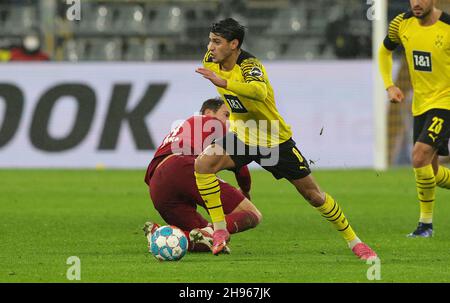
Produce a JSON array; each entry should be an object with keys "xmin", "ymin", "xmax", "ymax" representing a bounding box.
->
[
  {"xmin": 145, "ymin": 115, "xmax": 226, "ymax": 184},
  {"xmin": 145, "ymin": 115, "xmax": 251, "ymax": 193}
]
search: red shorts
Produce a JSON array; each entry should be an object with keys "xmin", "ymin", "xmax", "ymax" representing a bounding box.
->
[{"xmin": 148, "ymin": 155, "xmax": 245, "ymax": 231}]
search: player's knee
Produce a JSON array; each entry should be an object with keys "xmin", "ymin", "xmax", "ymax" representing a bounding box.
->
[
  {"xmin": 239, "ymin": 200, "xmax": 263, "ymax": 226},
  {"xmin": 255, "ymin": 211, "xmax": 262, "ymax": 226},
  {"xmin": 195, "ymin": 153, "xmax": 232, "ymax": 174},
  {"xmin": 247, "ymin": 209, "xmax": 262, "ymax": 228},
  {"xmin": 412, "ymin": 145, "xmax": 434, "ymax": 168},
  {"xmin": 194, "ymin": 154, "xmax": 216, "ymax": 174},
  {"xmin": 251, "ymin": 209, "xmax": 263, "ymax": 226}
]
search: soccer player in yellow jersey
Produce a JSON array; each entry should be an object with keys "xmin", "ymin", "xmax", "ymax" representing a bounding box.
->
[
  {"xmin": 194, "ymin": 18, "xmax": 377, "ymax": 260},
  {"xmin": 379, "ymin": 0, "xmax": 450, "ymax": 237}
]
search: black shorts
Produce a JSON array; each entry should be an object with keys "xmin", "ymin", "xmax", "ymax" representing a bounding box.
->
[
  {"xmin": 213, "ymin": 132, "xmax": 311, "ymax": 180},
  {"xmin": 413, "ymin": 109, "xmax": 450, "ymax": 156}
]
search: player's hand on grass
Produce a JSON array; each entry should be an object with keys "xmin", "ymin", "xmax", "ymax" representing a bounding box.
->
[
  {"xmin": 196, "ymin": 67, "xmax": 227, "ymax": 88},
  {"xmin": 387, "ymin": 85, "xmax": 405, "ymax": 103}
]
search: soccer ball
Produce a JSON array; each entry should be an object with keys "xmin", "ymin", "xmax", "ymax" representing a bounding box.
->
[{"xmin": 150, "ymin": 225, "xmax": 188, "ymax": 261}]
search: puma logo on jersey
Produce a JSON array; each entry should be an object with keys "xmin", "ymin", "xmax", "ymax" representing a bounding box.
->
[{"xmin": 428, "ymin": 133, "xmax": 438, "ymax": 142}]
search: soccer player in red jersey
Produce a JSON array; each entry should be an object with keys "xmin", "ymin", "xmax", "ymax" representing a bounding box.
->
[{"xmin": 143, "ymin": 98, "xmax": 262, "ymax": 252}]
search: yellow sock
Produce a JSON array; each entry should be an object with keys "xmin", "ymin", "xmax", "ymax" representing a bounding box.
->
[
  {"xmin": 435, "ymin": 165, "xmax": 450, "ymax": 189},
  {"xmin": 316, "ymin": 193, "xmax": 357, "ymax": 243},
  {"xmin": 414, "ymin": 164, "xmax": 435, "ymax": 224},
  {"xmin": 194, "ymin": 172, "xmax": 225, "ymax": 224}
]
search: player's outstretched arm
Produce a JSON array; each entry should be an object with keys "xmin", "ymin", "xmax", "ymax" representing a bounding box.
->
[
  {"xmin": 196, "ymin": 67, "xmax": 227, "ymax": 88},
  {"xmin": 196, "ymin": 67, "xmax": 268, "ymax": 101},
  {"xmin": 379, "ymin": 45, "xmax": 405, "ymax": 103}
]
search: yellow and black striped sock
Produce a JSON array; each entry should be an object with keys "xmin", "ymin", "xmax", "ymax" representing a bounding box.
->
[
  {"xmin": 194, "ymin": 172, "xmax": 225, "ymax": 225},
  {"xmin": 316, "ymin": 193, "xmax": 358, "ymax": 243},
  {"xmin": 414, "ymin": 164, "xmax": 435, "ymax": 224},
  {"xmin": 435, "ymin": 165, "xmax": 450, "ymax": 189}
]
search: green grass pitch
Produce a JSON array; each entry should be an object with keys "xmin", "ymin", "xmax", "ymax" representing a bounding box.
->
[{"xmin": 1, "ymin": 168, "xmax": 450, "ymax": 282}]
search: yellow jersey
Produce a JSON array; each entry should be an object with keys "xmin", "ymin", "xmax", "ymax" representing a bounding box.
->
[
  {"xmin": 203, "ymin": 50, "xmax": 292, "ymax": 147},
  {"xmin": 384, "ymin": 11, "xmax": 450, "ymax": 116},
  {"xmin": 0, "ymin": 49, "xmax": 11, "ymax": 61}
]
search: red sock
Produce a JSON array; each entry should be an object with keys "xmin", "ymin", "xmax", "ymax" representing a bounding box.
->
[{"xmin": 226, "ymin": 210, "xmax": 259, "ymax": 234}]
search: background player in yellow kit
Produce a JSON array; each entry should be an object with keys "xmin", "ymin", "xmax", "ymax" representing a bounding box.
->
[
  {"xmin": 379, "ymin": 0, "xmax": 450, "ymax": 237},
  {"xmin": 194, "ymin": 18, "xmax": 377, "ymax": 259}
]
